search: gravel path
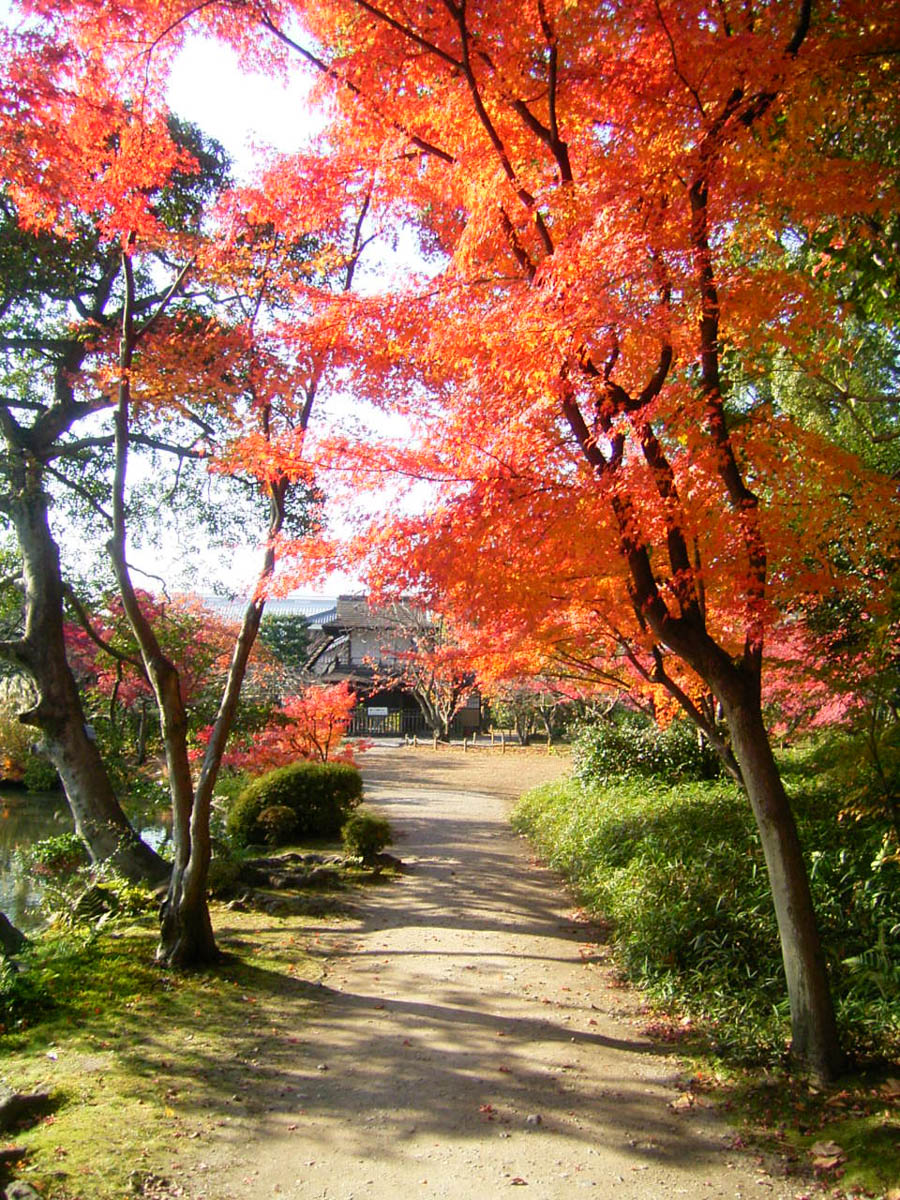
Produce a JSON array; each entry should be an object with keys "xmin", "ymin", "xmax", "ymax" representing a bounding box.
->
[{"xmin": 202, "ymin": 746, "xmax": 797, "ymax": 1200}]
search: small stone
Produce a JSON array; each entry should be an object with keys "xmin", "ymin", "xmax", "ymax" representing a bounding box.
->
[
  {"xmin": 6, "ymin": 1183, "xmax": 43, "ymax": 1200},
  {"xmin": 316, "ymin": 1063, "xmax": 329, "ymax": 1071},
  {"xmin": 0, "ymin": 1090, "xmax": 52, "ymax": 1133},
  {"xmin": 525, "ymin": 1113, "xmax": 542, "ymax": 1126}
]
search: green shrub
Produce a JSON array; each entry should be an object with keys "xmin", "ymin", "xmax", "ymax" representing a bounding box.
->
[
  {"xmin": 226, "ymin": 760, "xmax": 363, "ymax": 847},
  {"xmin": 342, "ymin": 809, "xmax": 392, "ymax": 864},
  {"xmin": 22, "ymin": 752, "xmax": 60, "ymax": 792},
  {"xmin": 206, "ymin": 854, "xmax": 243, "ymax": 896},
  {"xmin": 573, "ymin": 712, "xmax": 720, "ymax": 787},
  {"xmin": 21, "ymin": 832, "xmax": 89, "ymax": 879},
  {"xmin": 0, "ymin": 700, "xmax": 31, "ymax": 782},
  {"xmin": 257, "ymin": 804, "xmax": 298, "ymax": 845},
  {"xmin": 512, "ymin": 750, "xmax": 900, "ymax": 1065}
]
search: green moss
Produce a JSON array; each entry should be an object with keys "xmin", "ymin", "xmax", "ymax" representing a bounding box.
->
[
  {"xmin": 0, "ymin": 909, "xmax": 326, "ymax": 1199},
  {"xmin": 720, "ymin": 1068, "xmax": 900, "ymax": 1199}
]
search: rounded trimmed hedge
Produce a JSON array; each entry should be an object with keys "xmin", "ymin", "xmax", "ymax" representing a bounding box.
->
[
  {"xmin": 227, "ymin": 761, "xmax": 363, "ymax": 847},
  {"xmin": 342, "ymin": 809, "xmax": 392, "ymax": 864}
]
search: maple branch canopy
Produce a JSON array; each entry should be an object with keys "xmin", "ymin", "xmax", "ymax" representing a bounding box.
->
[
  {"xmin": 196, "ymin": 0, "xmax": 896, "ymax": 704},
  {"xmin": 8, "ymin": 0, "xmax": 898, "ymax": 1069},
  {"xmin": 21, "ymin": 3, "xmax": 897, "ymax": 665}
]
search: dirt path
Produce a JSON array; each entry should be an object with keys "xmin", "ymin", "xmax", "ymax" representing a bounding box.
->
[{"xmin": 200, "ymin": 746, "xmax": 796, "ymax": 1200}]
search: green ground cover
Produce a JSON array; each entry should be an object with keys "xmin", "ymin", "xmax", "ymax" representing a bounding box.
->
[{"xmin": 511, "ymin": 741, "xmax": 899, "ymax": 1197}]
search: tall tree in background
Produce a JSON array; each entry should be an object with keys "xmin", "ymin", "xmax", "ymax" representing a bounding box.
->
[
  {"xmin": 0, "ymin": 35, "xmax": 219, "ymax": 882},
  {"xmin": 0, "ymin": 18, "xmax": 374, "ymax": 961}
]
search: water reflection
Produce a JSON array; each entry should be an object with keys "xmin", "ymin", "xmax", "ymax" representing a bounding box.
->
[
  {"xmin": 0, "ymin": 787, "xmax": 72, "ymax": 931},
  {"xmin": 0, "ymin": 788, "xmax": 171, "ymax": 932}
]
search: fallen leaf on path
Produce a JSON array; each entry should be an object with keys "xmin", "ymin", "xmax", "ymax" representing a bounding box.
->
[
  {"xmin": 810, "ymin": 1140, "xmax": 845, "ymax": 1171},
  {"xmin": 510, "ymin": 1178, "xmax": 527, "ymax": 1186}
]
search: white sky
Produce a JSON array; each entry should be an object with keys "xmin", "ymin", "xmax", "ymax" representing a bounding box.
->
[
  {"xmin": 163, "ymin": 35, "xmax": 430, "ymax": 602},
  {"xmin": 167, "ymin": 38, "xmax": 324, "ymax": 176},
  {"xmin": 153, "ymin": 37, "xmax": 364, "ymax": 600}
]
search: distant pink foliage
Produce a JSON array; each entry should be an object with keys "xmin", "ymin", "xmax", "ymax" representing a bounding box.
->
[
  {"xmin": 198, "ymin": 681, "xmax": 368, "ymax": 774},
  {"xmin": 764, "ymin": 623, "xmax": 861, "ymax": 737}
]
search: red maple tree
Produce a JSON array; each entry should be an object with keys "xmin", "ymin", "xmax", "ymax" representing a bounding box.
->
[{"xmin": 7, "ymin": 0, "xmax": 898, "ymax": 1073}]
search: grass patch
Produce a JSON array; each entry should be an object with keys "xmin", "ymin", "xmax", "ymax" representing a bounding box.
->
[
  {"xmin": 511, "ymin": 745, "xmax": 900, "ymax": 1196},
  {"xmin": 0, "ymin": 823, "xmax": 400, "ymax": 1198},
  {"xmin": 0, "ymin": 905, "xmax": 333, "ymax": 1199}
]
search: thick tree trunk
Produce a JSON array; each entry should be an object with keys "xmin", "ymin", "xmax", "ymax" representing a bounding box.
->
[
  {"xmin": 3, "ymin": 471, "xmax": 168, "ymax": 885},
  {"xmin": 645, "ymin": 606, "xmax": 845, "ymax": 1080},
  {"xmin": 158, "ymin": 859, "xmax": 219, "ymax": 967},
  {"xmin": 715, "ymin": 669, "xmax": 845, "ymax": 1082}
]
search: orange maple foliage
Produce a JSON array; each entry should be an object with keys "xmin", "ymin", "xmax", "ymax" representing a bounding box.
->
[{"xmin": 8, "ymin": 0, "xmax": 899, "ymax": 1068}]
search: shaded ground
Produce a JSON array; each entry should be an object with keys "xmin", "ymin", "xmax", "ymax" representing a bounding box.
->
[{"xmin": 188, "ymin": 743, "xmax": 799, "ymax": 1199}]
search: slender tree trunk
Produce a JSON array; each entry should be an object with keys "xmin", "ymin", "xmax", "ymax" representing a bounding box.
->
[
  {"xmin": 2, "ymin": 469, "xmax": 168, "ymax": 884},
  {"xmin": 149, "ymin": 656, "xmax": 219, "ymax": 967},
  {"xmin": 713, "ymin": 666, "xmax": 845, "ymax": 1082},
  {"xmin": 107, "ymin": 333, "xmax": 220, "ymax": 966},
  {"xmin": 641, "ymin": 605, "xmax": 845, "ymax": 1079}
]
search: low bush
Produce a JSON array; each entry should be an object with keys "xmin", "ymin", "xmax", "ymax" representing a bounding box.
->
[
  {"xmin": 256, "ymin": 804, "xmax": 298, "ymax": 845},
  {"xmin": 21, "ymin": 832, "xmax": 90, "ymax": 878},
  {"xmin": 226, "ymin": 760, "xmax": 363, "ymax": 847},
  {"xmin": 342, "ymin": 809, "xmax": 392, "ymax": 864},
  {"xmin": 573, "ymin": 711, "xmax": 721, "ymax": 787},
  {"xmin": 0, "ymin": 706, "xmax": 30, "ymax": 782},
  {"xmin": 512, "ymin": 748, "xmax": 899, "ymax": 1065},
  {"xmin": 22, "ymin": 752, "xmax": 60, "ymax": 792}
]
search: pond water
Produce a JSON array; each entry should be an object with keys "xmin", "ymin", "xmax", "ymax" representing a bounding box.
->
[
  {"xmin": 0, "ymin": 787, "xmax": 171, "ymax": 932},
  {"xmin": 0, "ymin": 787, "xmax": 74, "ymax": 931}
]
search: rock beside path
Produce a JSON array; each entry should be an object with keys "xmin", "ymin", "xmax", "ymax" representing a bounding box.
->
[{"xmin": 0, "ymin": 1091, "xmax": 52, "ymax": 1134}]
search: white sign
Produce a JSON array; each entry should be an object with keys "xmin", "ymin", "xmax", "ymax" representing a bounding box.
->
[{"xmin": 367, "ymin": 706, "xmax": 389, "ymax": 717}]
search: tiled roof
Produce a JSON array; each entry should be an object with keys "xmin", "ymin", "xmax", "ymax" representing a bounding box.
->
[{"xmin": 199, "ymin": 595, "xmax": 338, "ymax": 626}]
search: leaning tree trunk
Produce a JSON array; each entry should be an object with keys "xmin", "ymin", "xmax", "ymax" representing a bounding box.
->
[
  {"xmin": 150, "ymin": 656, "xmax": 219, "ymax": 967},
  {"xmin": 3, "ymin": 468, "xmax": 168, "ymax": 884},
  {"xmin": 714, "ymin": 664, "xmax": 845, "ymax": 1082}
]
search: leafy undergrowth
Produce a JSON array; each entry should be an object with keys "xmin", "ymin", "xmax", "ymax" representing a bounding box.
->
[
  {"xmin": 512, "ymin": 770, "xmax": 899, "ymax": 1065},
  {"xmin": 0, "ymin": 903, "xmax": 335, "ymax": 1199},
  {"xmin": 714, "ymin": 1068, "xmax": 900, "ymax": 1199},
  {"xmin": 511, "ymin": 752, "xmax": 900, "ymax": 1197}
]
